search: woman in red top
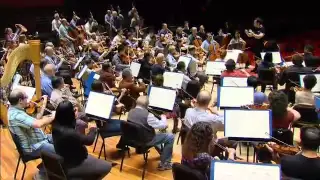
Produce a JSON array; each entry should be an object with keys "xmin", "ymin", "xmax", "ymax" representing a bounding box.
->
[
  {"xmin": 221, "ymin": 59, "xmax": 251, "ymax": 78},
  {"xmin": 268, "ymin": 91, "xmax": 300, "ymax": 129}
]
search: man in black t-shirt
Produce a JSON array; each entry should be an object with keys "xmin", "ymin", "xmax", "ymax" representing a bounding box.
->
[
  {"xmin": 281, "ymin": 126, "xmax": 320, "ymax": 180},
  {"xmin": 245, "ymin": 17, "xmax": 265, "ymax": 59}
]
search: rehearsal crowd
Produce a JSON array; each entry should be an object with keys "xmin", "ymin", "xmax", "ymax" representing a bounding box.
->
[{"xmin": 1, "ymin": 4, "xmax": 320, "ymax": 180}]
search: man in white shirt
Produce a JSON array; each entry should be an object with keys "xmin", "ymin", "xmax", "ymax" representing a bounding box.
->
[
  {"xmin": 126, "ymin": 96, "xmax": 174, "ymax": 171},
  {"xmin": 186, "ymin": 46, "xmax": 208, "ymax": 87},
  {"xmin": 84, "ymin": 18, "xmax": 94, "ymax": 37},
  {"xmin": 112, "ymin": 29, "xmax": 124, "ymax": 47},
  {"xmin": 184, "ymin": 90, "xmax": 224, "ymax": 130},
  {"xmin": 52, "ymin": 13, "xmax": 61, "ymax": 35}
]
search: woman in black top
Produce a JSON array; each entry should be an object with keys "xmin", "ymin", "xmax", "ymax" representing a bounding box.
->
[{"xmin": 52, "ymin": 100, "xmax": 112, "ymax": 179}]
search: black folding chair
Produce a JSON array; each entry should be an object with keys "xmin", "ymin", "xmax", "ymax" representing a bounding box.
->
[
  {"xmin": 172, "ymin": 163, "xmax": 206, "ymax": 180},
  {"xmin": 40, "ymin": 151, "xmax": 67, "ymax": 180}
]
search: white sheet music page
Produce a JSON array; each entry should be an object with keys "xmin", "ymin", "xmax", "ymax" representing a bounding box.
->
[
  {"xmin": 163, "ymin": 72, "xmax": 184, "ymax": 89},
  {"xmin": 73, "ymin": 55, "xmax": 85, "ymax": 70},
  {"xmin": 205, "ymin": 61, "xmax": 226, "ymax": 75},
  {"xmin": 12, "ymin": 85, "xmax": 36, "ymax": 103},
  {"xmin": 178, "ymin": 56, "xmax": 191, "ymax": 70},
  {"xmin": 93, "ymin": 73, "xmax": 100, "ymax": 80},
  {"xmin": 213, "ymin": 161, "xmax": 280, "ymax": 180},
  {"xmin": 224, "ymin": 109, "xmax": 270, "ymax": 139},
  {"xmin": 148, "ymin": 86, "xmax": 176, "ymax": 110},
  {"xmin": 85, "ymin": 92, "xmax": 114, "ymax": 119},
  {"xmin": 261, "ymin": 52, "xmax": 282, "ymax": 64},
  {"xmin": 77, "ymin": 65, "xmax": 88, "ymax": 79},
  {"xmin": 222, "ymin": 77, "xmax": 248, "ymax": 87},
  {"xmin": 300, "ymin": 74, "xmax": 320, "ymax": 92},
  {"xmin": 130, "ymin": 62, "xmax": 141, "ymax": 77},
  {"xmin": 218, "ymin": 87, "xmax": 254, "ymax": 107},
  {"xmin": 225, "ymin": 50, "xmax": 243, "ymax": 62}
]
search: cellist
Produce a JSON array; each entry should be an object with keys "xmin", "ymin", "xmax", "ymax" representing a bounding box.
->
[{"xmin": 200, "ymin": 33, "xmax": 218, "ymax": 54}]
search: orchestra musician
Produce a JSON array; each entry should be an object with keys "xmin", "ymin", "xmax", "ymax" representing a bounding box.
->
[
  {"xmin": 257, "ymin": 52, "xmax": 277, "ymax": 92},
  {"xmin": 183, "ymin": 21, "xmax": 190, "ymax": 35},
  {"xmin": 70, "ymin": 13, "xmax": 80, "ymax": 29},
  {"xmin": 8, "ymin": 89, "xmax": 55, "ymax": 179},
  {"xmin": 59, "ymin": 19, "xmax": 76, "ymax": 53},
  {"xmin": 174, "ymin": 61, "xmax": 191, "ymax": 90},
  {"xmin": 130, "ymin": 11, "xmax": 140, "ymax": 28},
  {"xmin": 304, "ymin": 44, "xmax": 320, "ymax": 68},
  {"xmin": 151, "ymin": 53, "xmax": 166, "ymax": 77},
  {"xmin": 99, "ymin": 62, "xmax": 121, "ymax": 90},
  {"xmin": 228, "ymin": 30, "xmax": 246, "ymax": 50},
  {"xmin": 138, "ymin": 52, "xmax": 153, "ymax": 82},
  {"xmin": 158, "ymin": 23, "xmax": 171, "ymax": 36},
  {"xmin": 201, "ymin": 33, "xmax": 218, "ymax": 54},
  {"xmin": 51, "ymin": 12, "xmax": 61, "ymax": 45},
  {"xmin": 187, "ymin": 27, "xmax": 198, "ymax": 45},
  {"xmin": 175, "ymin": 27, "xmax": 184, "ymax": 40},
  {"xmin": 90, "ymin": 42, "xmax": 110, "ymax": 62},
  {"xmin": 198, "ymin": 25, "xmax": 206, "ymax": 41},
  {"xmin": 295, "ymin": 74, "xmax": 317, "ymax": 105},
  {"xmin": 4, "ymin": 27, "xmax": 14, "ymax": 43},
  {"xmin": 111, "ymin": 44, "xmax": 130, "ymax": 72},
  {"xmin": 84, "ymin": 18, "xmax": 95, "ymax": 37},
  {"xmin": 111, "ymin": 29, "xmax": 124, "ymax": 47},
  {"xmin": 221, "ymin": 59, "xmax": 251, "ymax": 78},
  {"xmin": 166, "ymin": 45, "xmax": 178, "ymax": 69},
  {"xmin": 155, "ymin": 34, "xmax": 166, "ymax": 51},
  {"xmin": 280, "ymin": 125, "xmax": 320, "ymax": 180},
  {"xmin": 186, "ymin": 46, "xmax": 207, "ymax": 86},
  {"xmin": 126, "ymin": 32, "xmax": 138, "ymax": 48}
]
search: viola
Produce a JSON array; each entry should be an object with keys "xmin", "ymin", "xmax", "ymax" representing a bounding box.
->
[
  {"xmin": 26, "ymin": 96, "xmax": 43, "ymax": 115},
  {"xmin": 256, "ymin": 143, "xmax": 301, "ymax": 156},
  {"xmin": 120, "ymin": 54, "xmax": 131, "ymax": 64}
]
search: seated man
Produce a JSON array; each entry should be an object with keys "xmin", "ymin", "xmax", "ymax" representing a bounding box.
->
[
  {"xmin": 247, "ymin": 76, "xmax": 268, "ymax": 105},
  {"xmin": 90, "ymin": 42, "xmax": 109, "ymax": 62},
  {"xmin": 41, "ymin": 64, "xmax": 56, "ymax": 97},
  {"xmin": 281, "ymin": 126, "xmax": 320, "ymax": 179},
  {"xmin": 295, "ymin": 74, "xmax": 317, "ymax": 105},
  {"xmin": 99, "ymin": 62, "xmax": 118, "ymax": 89},
  {"xmin": 184, "ymin": 90, "xmax": 224, "ymax": 131},
  {"xmin": 221, "ymin": 59, "xmax": 250, "ymax": 78},
  {"xmin": 151, "ymin": 53, "xmax": 166, "ymax": 77},
  {"xmin": 174, "ymin": 61, "xmax": 191, "ymax": 90},
  {"xmin": 8, "ymin": 89, "xmax": 55, "ymax": 179},
  {"xmin": 127, "ymin": 96, "xmax": 175, "ymax": 170},
  {"xmin": 112, "ymin": 44, "xmax": 130, "ymax": 72},
  {"xmin": 119, "ymin": 68, "xmax": 146, "ymax": 109}
]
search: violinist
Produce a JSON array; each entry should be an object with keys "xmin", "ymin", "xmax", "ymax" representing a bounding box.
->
[
  {"xmin": 111, "ymin": 44, "xmax": 130, "ymax": 72},
  {"xmin": 151, "ymin": 53, "xmax": 166, "ymax": 77},
  {"xmin": 84, "ymin": 18, "xmax": 95, "ymax": 37},
  {"xmin": 144, "ymin": 29, "xmax": 155, "ymax": 46},
  {"xmin": 295, "ymin": 74, "xmax": 317, "ymax": 105},
  {"xmin": 126, "ymin": 32, "xmax": 138, "ymax": 48},
  {"xmin": 281, "ymin": 126, "xmax": 320, "ymax": 180},
  {"xmin": 111, "ymin": 29, "xmax": 124, "ymax": 47},
  {"xmin": 138, "ymin": 52, "xmax": 153, "ymax": 82},
  {"xmin": 228, "ymin": 30, "xmax": 246, "ymax": 50},
  {"xmin": 130, "ymin": 11, "xmax": 140, "ymax": 28},
  {"xmin": 44, "ymin": 46, "xmax": 64, "ymax": 71},
  {"xmin": 158, "ymin": 23, "xmax": 171, "ymax": 36},
  {"xmin": 90, "ymin": 42, "xmax": 109, "ymax": 62},
  {"xmin": 166, "ymin": 45, "xmax": 178, "ymax": 69},
  {"xmin": 278, "ymin": 54, "xmax": 313, "ymax": 103},
  {"xmin": 99, "ymin": 62, "xmax": 118, "ymax": 90},
  {"xmin": 175, "ymin": 39, "xmax": 184, "ymax": 54},
  {"xmin": 221, "ymin": 59, "xmax": 250, "ymax": 78},
  {"xmin": 155, "ymin": 34, "xmax": 166, "ymax": 51},
  {"xmin": 304, "ymin": 44, "xmax": 320, "ymax": 68}
]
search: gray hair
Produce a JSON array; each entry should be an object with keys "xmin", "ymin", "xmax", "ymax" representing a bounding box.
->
[
  {"xmin": 196, "ymin": 90, "xmax": 211, "ymax": 106},
  {"xmin": 122, "ymin": 68, "xmax": 132, "ymax": 79},
  {"xmin": 8, "ymin": 89, "xmax": 25, "ymax": 106},
  {"xmin": 136, "ymin": 96, "xmax": 149, "ymax": 108}
]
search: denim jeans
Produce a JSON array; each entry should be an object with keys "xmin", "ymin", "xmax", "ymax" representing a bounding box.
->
[
  {"xmin": 29, "ymin": 134, "xmax": 55, "ymax": 175},
  {"xmin": 146, "ymin": 133, "xmax": 175, "ymax": 163}
]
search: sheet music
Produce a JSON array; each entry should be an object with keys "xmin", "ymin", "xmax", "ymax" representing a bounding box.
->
[
  {"xmin": 222, "ymin": 77, "xmax": 248, "ymax": 87},
  {"xmin": 93, "ymin": 73, "xmax": 100, "ymax": 80},
  {"xmin": 224, "ymin": 109, "xmax": 271, "ymax": 139},
  {"xmin": 148, "ymin": 86, "xmax": 176, "ymax": 110},
  {"xmin": 225, "ymin": 50, "xmax": 243, "ymax": 62},
  {"xmin": 77, "ymin": 65, "xmax": 88, "ymax": 79},
  {"xmin": 12, "ymin": 74, "xmax": 22, "ymax": 89},
  {"xmin": 205, "ymin": 61, "xmax": 226, "ymax": 75},
  {"xmin": 85, "ymin": 92, "xmax": 115, "ymax": 119},
  {"xmin": 163, "ymin": 72, "xmax": 184, "ymax": 89},
  {"xmin": 130, "ymin": 62, "xmax": 141, "ymax": 77},
  {"xmin": 261, "ymin": 52, "xmax": 282, "ymax": 64},
  {"xmin": 213, "ymin": 161, "xmax": 280, "ymax": 180},
  {"xmin": 12, "ymin": 85, "xmax": 36, "ymax": 103},
  {"xmin": 178, "ymin": 56, "xmax": 191, "ymax": 70},
  {"xmin": 73, "ymin": 56, "xmax": 85, "ymax": 70},
  {"xmin": 218, "ymin": 87, "xmax": 254, "ymax": 107},
  {"xmin": 300, "ymin": 74, "xmax": 320, "ymax": 92}
]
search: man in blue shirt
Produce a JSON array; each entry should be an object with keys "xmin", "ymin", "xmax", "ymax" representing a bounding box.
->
[{"xmin": 41, "ymin": 64, "xmax": 56, "ymax": 97}]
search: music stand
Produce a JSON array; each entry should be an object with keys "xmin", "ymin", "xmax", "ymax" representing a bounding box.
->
[
  {"xmin": 261, "ymin": 52, "xmax": 282, "ymax": 64},
  {"xmin": 147, "ymin": 86, "xmax": 177, "ymax": 112},
  {"xmin": 205, "ymin": 61, "xmax": 226, "ymax": 94},
  {"xmin": 221, "ymin": 77, "xmax": 248, "ymax": 87},
  {"xmin": 85, "ymin": 92, "xmax": 115, "ymax": 121},
  {"xmin": 130, "ymin": 61, "xmax": 141, "ymax": 78},
  {"xmin": 217, "ymin": 87, "xmax": 254, "ymax": 108},
  {"xmin": 163, "ymin": 72, "xmax": 184, "ymax": 89}
]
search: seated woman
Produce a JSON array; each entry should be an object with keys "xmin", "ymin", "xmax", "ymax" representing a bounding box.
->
[
  {"xmin": 269, "ymin": 90, "xmax": 300, "ymax": 129},
  {"xmin": 247, "ymin": 76, "xmax": 268, "ymax": 105},
  {"xmin": 52, "ymin": 100, "xmax": 112, "ymax": 179},
  {"xmin": 257, "ymin": 52, "xmax": 276, "ymax": 92},
  {"xmin": 182, "ymin": 122, "xmax": 236, "ymax": 179},
  {"xmin": 295, "ymin": 74, "xmax": 317, "ymax": 105},
  {"xmin": 138, "ymin": 52, "xmax": 153, "ymax": 83},
  {"xmin": 221, "ymin": 59, "xmax": 250, "ymax": 77}
]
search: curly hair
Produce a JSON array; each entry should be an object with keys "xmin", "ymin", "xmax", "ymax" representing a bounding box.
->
[
  {"xmin": 182, "ymin": 122, "xmax": 216, "ymax": 159},
  {"xmin": 268, "ymin": 91, "xmax": 288, "ymax": 120}
]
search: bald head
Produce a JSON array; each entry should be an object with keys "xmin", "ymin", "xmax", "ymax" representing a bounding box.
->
[
  {"xmin": 136, "ymin": 96, "xmax": 149, "ymax": 108},
  {"xmin": 44, "ymin": 64, "xmax": 56, "ymax": 77},
  {"xmin": 8, "ymin": 89, "xmax": 26, "ymax": 106},
  {"xmin": 196, "ymin": 90, "xmax": 211, "ymax": 107}
]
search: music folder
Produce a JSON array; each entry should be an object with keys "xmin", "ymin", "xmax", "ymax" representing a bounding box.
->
[
  {"xmin": 210, "ymin": 160, "xmax": 280, "ymax": 180},
  {"xmin": 85, "ymin": 92, "xmax": 115, "ymax": 120},
  {"xmin": 163, "ymin": 72, "xmax": 184, "ymax": 89},
  {"xmin": 261, "ymin": 52, "xmax": 282, "ymax": 64},
  {"xmin": 300, "ymin": 74, "xmax": 320, "ymax": 92},
  {"xmin": 84, "ymin": 71, "xmax": 97, "ymax": 97},
  {"xmin": 148, "ymin": 86, "xmax": 176, "ymax": 111},
  {"xmin": 225, "ymin": 50, "xmax": 243, "ymax": 62},
  {"xmin": 221, "ymin": 77, "xmax": 248, "ymax": 87},
  {"xmin": 205, "ymin": 61, "xmax": 226, "ymax": 76},
  {"xmin": 217, "ymin": 87, "xmax": 254, "ymax": 108},
  {"xmin": 224, "ymin": 109, "xmax": 272, "ymax": 141},
  {"xmin": 130, "ymin": 61, "xmax": 141, "ymax": 77}
]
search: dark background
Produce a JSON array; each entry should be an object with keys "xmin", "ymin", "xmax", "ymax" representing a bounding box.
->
[{"xmin": 0, "ymin": 0, "xmax": 319, "ymax": 40}]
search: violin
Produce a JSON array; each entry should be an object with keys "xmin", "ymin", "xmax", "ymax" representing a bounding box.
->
[
  {"xmin": 120, "ymin": 53, "xmax": 132, "ymax": 64},
  {"xmin": 290, "ymin": 86, "xmax": 304, "ymax": 92},
  {"xmin": 26, "ymin": 96, "xmax": 45, "ymax": 115},
  {"xmin": 241, "ymin": 104, "xmax": 270, "ymax": 110},
  {"xmin": 256, "ymin": 143, "xmax": 301, "ymax": 156}
]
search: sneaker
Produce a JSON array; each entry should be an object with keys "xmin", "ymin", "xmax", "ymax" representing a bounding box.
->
[{"xmin": 157, "ymin": 162, "xmax": 172, "ymax": 171}]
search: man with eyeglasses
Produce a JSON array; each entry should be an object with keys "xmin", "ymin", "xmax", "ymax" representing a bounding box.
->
[{"xmin": 8, "ymin": 89, "xmax": 56, "ymax": 179}]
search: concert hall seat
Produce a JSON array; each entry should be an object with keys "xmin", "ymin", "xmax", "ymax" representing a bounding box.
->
[
  {"xmin": 119, "ymin": 121, "xmax": 154, "ymax": 180},
  {"xmin": 172, "ymin": 163, "xmax": 206, "ymax": 180},
  {"xmin": 10, "ymin": 131, "xmax": 41, "ymax": 180},
  {"xmin": 40, "ymin": 151, "xmax": 67, "ymax": 180},
  {"xmin": 292, "ymin": 104, "xmax": 320, "ymax": 136}
]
